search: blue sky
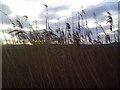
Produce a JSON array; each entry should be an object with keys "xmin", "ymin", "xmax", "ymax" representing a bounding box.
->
[{"xmin": 0, "ymin": 0, "xmax": 119, "ymax": 44}]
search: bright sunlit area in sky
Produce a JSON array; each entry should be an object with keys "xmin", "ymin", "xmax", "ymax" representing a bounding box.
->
[{"xmin": 0, "ymin": 0, "xmax": 119, "ymax": 44}]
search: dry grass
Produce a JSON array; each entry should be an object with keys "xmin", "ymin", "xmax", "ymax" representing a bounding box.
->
[{"xmin": 2, "ymin": 43, "xmax": 120, "ymax": 88}]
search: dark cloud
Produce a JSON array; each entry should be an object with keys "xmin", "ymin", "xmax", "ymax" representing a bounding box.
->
[
  {"xmin": 83, "ymin": 2, "xmax": 118, "ymax": 20},
  {"xmin": 48, "ymin": 2, "xmax": 118, "ymax": 26},
  {"xmin": 39, "ymin": 5, "xmax": 70, "ymax": 21},
  {"xmin": 48, "ymin": 2, "xmax": 118, "ymax": 33},
  {"xmin": 38, "ymin": 2, "xmax": 118, "ymax": 35}
]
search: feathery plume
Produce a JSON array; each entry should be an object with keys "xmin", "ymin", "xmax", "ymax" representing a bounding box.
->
[
  {"xmin": 107, "ymin": 12, "xmax": 111, "ymax": 16},
  {"xmin": 66, "ymin": 23, "xmax": 71, "ymax": 30},
  {"xmin": 16, "ymin": 20, "xmax": 23, "ymax": 28},
  {"xmin": 43, "ymin": 4, "xmax": 48, "ymax": 7},
  {"xmin": 23, "ymin": 15, "xmax": 28, "ymax": 21}
]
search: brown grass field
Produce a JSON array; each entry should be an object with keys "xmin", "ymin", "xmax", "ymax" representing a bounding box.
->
[{"xmin": 2, "ymin": 43, "xmax": 120, "ymax": 88}]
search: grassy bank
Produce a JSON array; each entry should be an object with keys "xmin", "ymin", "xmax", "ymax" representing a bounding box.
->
[{"xmin": 2, "ymin": 43, "xmax": 120, "ymax": 88}]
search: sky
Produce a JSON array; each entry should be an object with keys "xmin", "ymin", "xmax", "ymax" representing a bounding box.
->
[{"xmin": 0, "ymin": 0, "xmax": 119, "ymax": 44}]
